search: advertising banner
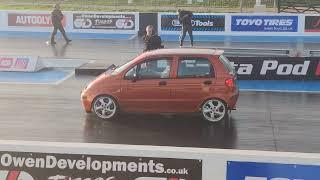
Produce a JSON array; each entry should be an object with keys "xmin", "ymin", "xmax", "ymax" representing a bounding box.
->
[
  {"xmin": 231, "ymin": 15, "xmax": 298, "ymax": 32},
  {"xmin": 0, "ymin": 151, "xmax": 202, "ymax": 180},
  {"xmin": 73, "ymin": 13, "xmax": 135, "ymax": 30},
  {"xmin": 305, "ymin": 16, "xmax": 320, "ymax": 32},
  {"xmin": 0, "ymin": 56, "xmax": 38, "ymax": 72},
  {"xmin": 160, "ymin": 14, "xmax": 225, "ymax": 31},
  {"xmin": 8, "ymin": 13, "xmax": 66, "ymax": 27},
  {"xmin": 228, "ymin": 57, "xmax": 320, "ymax": 80},
  {"xmin": 227, "ymin": 161, "xmax": 320, "ymax": 180}
]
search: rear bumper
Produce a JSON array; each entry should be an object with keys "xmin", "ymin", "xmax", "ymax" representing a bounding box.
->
[{"xmin": 227, "ymin": 93, "xmax": 239, "ymax": 110}]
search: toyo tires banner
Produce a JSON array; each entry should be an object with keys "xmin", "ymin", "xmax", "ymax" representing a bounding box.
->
[
  {"xmin": 160, "ymin": 13, "xmax": 225, "ymax": 32},
  {"xmin": 231, "ymin": 15, "xmax": 298, "ymax": 32},
  {"xmin": 0, "ymin": 151, "xmax": 202, "ymax": 180},
  {"xmin": 228, "ymin": 57, "xmax": 320, "ymax": 80}
]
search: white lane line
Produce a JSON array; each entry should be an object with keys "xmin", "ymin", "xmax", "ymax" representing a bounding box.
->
[
  {"xmin": 240, "ymin": 89, "xmax": 320, "ymax": 93},
  {"xmin": 54, "ymin": 71, "xmax": 75, "ymax": 85}
]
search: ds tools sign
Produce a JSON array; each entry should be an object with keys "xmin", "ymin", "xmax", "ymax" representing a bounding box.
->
[{"xmin": 161, "ymin": 14, "xmax": 225, "ymax": 31}]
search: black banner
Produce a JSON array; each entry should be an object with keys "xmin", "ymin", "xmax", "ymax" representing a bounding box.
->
[
  {"xmin": 161, "ymin": 14, "xmax": 225, "ymax": 32},
  {"xmin": 228, "ymin": 57, "xmax": 320, "ymax": 80},
  {"xmin": 305, "ymin": 16, "xmax": 320, "ymax": 32},
  {"xmin": 73, "ymin": 13, "xmax": 135, "ymax": 30},
  {"xmin": 0, "ymin": 151, "xmax": 202, "ymax": 180}
]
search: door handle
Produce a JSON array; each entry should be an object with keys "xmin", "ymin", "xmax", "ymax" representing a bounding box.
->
[
  {"xmin": 159, "ymin": 81, "xmax": 167, "ymax": 86},
  {"xmin": 203, "ymin": 80, "xmax": 212, "ymax": 85}
]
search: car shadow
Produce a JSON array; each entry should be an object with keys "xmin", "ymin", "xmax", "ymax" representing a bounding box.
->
[{"xmin": 83, "ymin": 113, "xmax": 238, "ymax": 149}]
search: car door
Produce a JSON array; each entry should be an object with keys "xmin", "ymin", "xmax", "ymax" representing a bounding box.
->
[
  {"xmin": 171, "ymin": 56, "xmax": 215, "ymax": 112},
  {"xmin": 120, "ymin": 57, "xmax": 173, "ymax": 113}
]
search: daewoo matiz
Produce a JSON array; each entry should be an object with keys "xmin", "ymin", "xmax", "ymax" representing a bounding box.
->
[{"xmin": 81, "ymin": 49, "xmax": 239, "ymax": 123}]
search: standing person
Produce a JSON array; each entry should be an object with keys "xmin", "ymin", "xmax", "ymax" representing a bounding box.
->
[
  {"xmin": 177, "ymin": 9, "xmax": 193, "ymax": 47},
  {"xmin": 50, "ymin": 4, "xmax": 71, "ymax": 45},
  {"xmin": 143, "ymin": 25, "xmax": 163, "ymax": 52}
]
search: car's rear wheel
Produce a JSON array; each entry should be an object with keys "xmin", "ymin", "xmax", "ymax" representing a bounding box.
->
[
  {"xmin": 92, "ymin": 96, "xmax": 118, "ymax": 120},
  {"xmin": 201, "ymin": 99, "xmax": 227, "ymax": 123}
]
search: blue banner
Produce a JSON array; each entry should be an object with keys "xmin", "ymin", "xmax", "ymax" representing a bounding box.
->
[
  {"xmin": 227, "ymin": 161, "xmax": 320, "ymax": 180},
  {"xmin": 231, "ymin": 16, "xmax": 298, "ymax": 32}
]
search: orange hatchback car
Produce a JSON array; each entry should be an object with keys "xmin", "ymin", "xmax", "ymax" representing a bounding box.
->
[{"xmin": 81, "ymin": 49, "xmax": 239, "ymax": 123}]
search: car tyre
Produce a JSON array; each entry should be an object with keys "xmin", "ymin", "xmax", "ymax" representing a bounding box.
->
[
  {"xmin": 92, "ymin": 95, "xmax": 119, "ymax": 121},
  {"xmin": 201, "ymin": 99, "xmax": 228, "ymax": 123}
]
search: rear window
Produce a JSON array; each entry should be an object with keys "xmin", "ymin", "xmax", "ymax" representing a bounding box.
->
[
  {"xmin": 178, "ymin": 58, "xmax": 214, "ymax": 78},
  {"xmin": 219, "ymin": 55, "xmax": 235, "ymax": 76}
]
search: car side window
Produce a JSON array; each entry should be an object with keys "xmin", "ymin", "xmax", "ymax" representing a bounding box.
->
[
  {"xmin": 137, "ymin": 59, "xmax": 171, "ymax": 79},
  {"xmin": 178, "ymin": 58, "xmax": 214, "ymax": 78},
  {"xmin": 124, "ymin": 65, "xmax": 137, "ymax": 79}
]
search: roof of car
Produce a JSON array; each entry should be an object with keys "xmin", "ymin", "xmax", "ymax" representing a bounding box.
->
[{"xmin": 145, "ymin": 48, "xmax": 224, "ymax": 56}]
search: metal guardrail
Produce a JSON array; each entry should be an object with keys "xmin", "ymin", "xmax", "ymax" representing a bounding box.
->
[
  {"xmin": 207, "ymin": 47, "xmax": 291, "ymax": 57},
  {"xmin": 1, "ymin": 0, "xmax": 277, "ymax": 12},
  {"xmin": 309, "ymin": 50, "xmax": 320, "ymax": 57},
  {"xmin": 209, "ymin": 47, "xmax": 320, "ymax": 57}
]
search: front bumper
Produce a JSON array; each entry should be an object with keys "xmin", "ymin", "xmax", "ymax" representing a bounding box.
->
[{"xmin": 81, "ymin": 91, "xmax": 92, "ymax": 113}]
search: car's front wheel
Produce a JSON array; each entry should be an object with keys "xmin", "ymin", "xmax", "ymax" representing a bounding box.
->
[
  {"xmin": 201, "ymin": 99, "xmax": 227, "ymax": 123},
  {"xmin": 92, "ymin": 95, "xmax": 118, "ymax": 120}
]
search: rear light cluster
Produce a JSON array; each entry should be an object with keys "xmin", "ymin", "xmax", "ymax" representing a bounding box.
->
[{"xmin": 225, "ymin": 78, "xmax": 235, "ymax": 89}]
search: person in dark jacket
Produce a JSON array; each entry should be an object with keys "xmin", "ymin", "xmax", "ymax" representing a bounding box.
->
[
  {"xmin": 50, "ymin": 4, "xmax": 71, "ymax": 45},
  {"xmin": 177, "ymin": 9, "xmax": 193, "ymax": 47},
  {"xmin": 143, "ymin": 25, "xmax": 163, "ymax": 52}
]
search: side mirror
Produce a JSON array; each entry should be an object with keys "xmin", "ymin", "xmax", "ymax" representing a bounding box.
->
[{"xmin": 132, "ymin": 73, "xmax": 137, "ymax": 82}]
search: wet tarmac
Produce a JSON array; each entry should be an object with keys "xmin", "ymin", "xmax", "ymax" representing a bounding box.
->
[
  {"xmin": 0, "ymin": 37, "xmax": 320, "ymax": 153},
  {"xmin": 0, "ymin": 75, "xmax": 319, "ymax": 153}
]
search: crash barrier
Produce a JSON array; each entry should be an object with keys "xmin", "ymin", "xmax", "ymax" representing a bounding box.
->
[
  {"xmin": 229, "ymin": 56, "xmax": 320, "ymax": 80},
  {"xmin": 158, "ymin": 13, "xmax": 320, "ymax": 36},
  {"xmin": 0, "ymin": 55, "xmax": 43, "ymax": 72},
  {"xmin": 158, "ymin": 13, "xmax": 320, "ymax": 38},
  {"xmin": 309, "ymin": 50, "xmax": 320, "ymax": 57},
  {"xmin": 1, "ymin": 10, "xmax": 320, "ymax": 39},
  {"xmin": 0, "ymin": 140, "xmax": 320, "ymax": 180},
  {"xmin": 0, "ymin": 55, "xmax": 91, "ymax": 72},
  {"xmin": 0, "ymin": 10, "xmax": 139, "ymax": 37},
  {"xmin": 72, "ymin": 56, "xmax": 320, "ymax": 81}
]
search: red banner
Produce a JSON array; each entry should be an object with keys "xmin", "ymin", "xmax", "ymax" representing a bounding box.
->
[{"xmin": 8, "ymin": 13, "xmax": 66, "ymax": 27}]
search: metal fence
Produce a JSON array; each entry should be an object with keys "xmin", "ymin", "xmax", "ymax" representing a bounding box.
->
[{"xmin": 2, "ymin": 0, "xmax": 277, "ymax": 12}]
